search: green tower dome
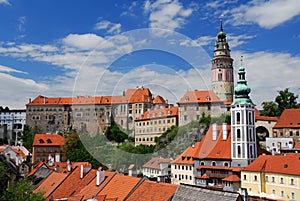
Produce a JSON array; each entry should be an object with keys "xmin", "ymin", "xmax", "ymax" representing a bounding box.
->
[{"xmin": 232, "ymin": 58, "xmax": 253, "ymax": 105}]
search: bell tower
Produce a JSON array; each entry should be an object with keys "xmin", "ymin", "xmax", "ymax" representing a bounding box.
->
[
  {"xmin": 231, "ymin": 57, "xmax": 257, "ymax": 168},
  {"xmin": 211, "ymin": 18, "xmax": 234, "ymax": 102}
]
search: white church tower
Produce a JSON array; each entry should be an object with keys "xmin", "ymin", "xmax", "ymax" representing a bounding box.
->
[{"xmin": 231, "ymin": 57, "xmax": 257, "ymax": 167}]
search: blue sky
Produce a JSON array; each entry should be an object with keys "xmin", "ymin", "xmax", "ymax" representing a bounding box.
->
[{"xmin": 0, "ymin": 0, "xmax": 299, "ymax": 109}]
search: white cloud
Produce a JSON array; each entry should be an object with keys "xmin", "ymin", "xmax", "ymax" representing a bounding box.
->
[
  {"xmin": 231, "ymin": 51, "xmax": 300, "ymax": 109},
  {"xmin": 145, "ymin": 0, "xmax": 193, "ymax": 31},
  {"xmin": 229, "ymin": 0, "xmax": 300, "ymax": 29},
  {"xmin": 0, "ymin": 73, "xmax": 48, "ymax": 109},
  {"xmin": 0, "ymin": 65, "xmax": 27, "ymax": 74},
  {"xmin": 0, "ymin": 0, "xmax": 10, "ymax": 5},
  {"xmin": 179, "ymin": 33, "xmax": 254, "ymax": 48},
  {"xmin": 62, "ymin": 34, "xmax": 112, "ymax": 50},
  {"xmin": 94, "ymin": 20, "xmax": 121, "ymax": 34},
  {"xmin": 18, "ymin": 16, "xmax": 26, "ymax": 32}
]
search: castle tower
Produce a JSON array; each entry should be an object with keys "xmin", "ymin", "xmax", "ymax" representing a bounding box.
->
[
  {"xmin": 231, "ymin": 57, "xmax": 257, "ymax": 168},
  {"xmin": 211, "ymin": 18, "xmax": 234, "ymax": 102}
]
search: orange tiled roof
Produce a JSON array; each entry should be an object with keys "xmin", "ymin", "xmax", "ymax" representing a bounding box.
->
[
  {"xmin": 222, "ymin": 174, "xmax": 240, "ymax": 182},
  {"xmin": 49, "ymin": 166, "xmax": 96, "ymax": 199},
  {"xmin": 142, "ymin": 157, "xmax": 172, "ymax": 169},
  {"xmin": 70, "ymin": 171, "xmax": 116, "ymax": 200},
  {"xmin": 96, "ymin": 174, "xmax": 141, "ymax": 200},
  {"xmin": 33, "ymin": 134, "xmax": 65, "ymax": 147},
  {"xmin": 34, "ymin": 171, "xmax": 68, "ymax": 198},
  {"xmin": 193, "ymin": 125, "xmax": 231, "ymax": 160},
  {"xmin": 172, "ymin": 142, "xmax": 202, "ymax": 165},
  {"xmin": 125, "ymin": 179, "xmax": 178, "ymax": 201},
  {"xmin": 136, "ymin": 106, "xmax": 178, "ymax": 121},
  {"xmin": 27, "ymin": 88, "xmax": 154, "ymax": 106},
  {"xmin": 200, "ymin": 173, "xmax": 209, "ymax": 179},
  {"xmin": 243, "ymin": 153, "xmax": 300, "ymax": 175},
  {"xmin": 153, "ymin": 95, "xmax": 166, "ymax": 104},
  {"xmin": 273, "ymin": 108, "xmax": 300, "ymax": 128},
  {"xmin": 294, "ymin": 141, "xmax": 300, "ymax": 148},
  {"xmin": 177, "ymin": 90, "xmax": 221, "ymax": 104}
]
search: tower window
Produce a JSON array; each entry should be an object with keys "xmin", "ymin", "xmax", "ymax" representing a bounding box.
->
[
  {"xmin": 237, "ymin": 146, "xmax": 241, "ymax": 157},
  {"xmin": 237, "ymin": 129, "xmax": 241, "ymax": 140},
  {"xmin": 237, "ymin": 112, "xmax": 240, "ymax": 123},
  {"xmin": 218, "ymin": 73, "xmax": 222, "ymax": 81}
]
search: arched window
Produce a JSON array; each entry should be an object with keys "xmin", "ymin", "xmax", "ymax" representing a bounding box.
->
[
  {"xmin": 237, "ymin": 112, "xmax": 240, "ymax": 124},
  {"xmin": 237, "ymin": 129, "xmax": 241, "ymax": 140},
  {"xmin": 237, "ymin": 146, "xmax": 241, "ymax": 157},
  {"xmin": 211, "ymin": 161, "xmax": 216, "ymax": 166}
]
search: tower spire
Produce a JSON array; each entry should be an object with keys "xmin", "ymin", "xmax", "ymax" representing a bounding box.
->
[{"xmin": 220, "ymin": 14, "xmax": 224, "ymax": 32}]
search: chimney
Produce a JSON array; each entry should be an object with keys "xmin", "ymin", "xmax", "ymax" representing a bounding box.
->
[
  {"xmin": 48, "ymin": 154, "xmax": 54, "ymax": 166},
  {"xmin": 80, "ymin": 164, "xmax": 91, "ymax": 179},
  {"xmin": 212, "ymin": 123, "xmax": 218, "ymax": 141},
  {"xmin": 222, "ymin": 123, "xmax": 228, "ymax": 140},
  {"xmin": 67, "ymin": 160, "xmax": 72, "ymax": 172},
  {"xmin": 55, "ymin": 153, "xmax": 60, "ymax": 162},
  {"xmin": 29, "ymin": 98, "xmax": 31, "ymax": 103},
  {"xmin": 96, "ymin": 167, "xmax": 105, "ymax": 186},
  {"xmin": 54, "ymin": 165, "xmax": 60, "ymax": 172}
]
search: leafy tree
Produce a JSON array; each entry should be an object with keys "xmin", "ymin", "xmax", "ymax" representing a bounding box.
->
[
  {"xmin": 64, "ymin": 129, "xmax": 107, "ymax": 169},
  {"xmin": 260, "ymin": 101, "xmax": 278, "ymax": 117},
  {"xmin": 1, "ymin": 179, "xmax": 45, "ymax": 201},
  {"xmin": 261, "ymin": 88, "xmax": 300, "ymax": 117},
  {"xmin": 275, "ymin": 88, "xmax": 300, "ymax": 116},
  {"xmin": 105, "ymin": 122, "xmax": 128, "ymax": 143},
  {"xmin": 20, "ymin": 125, "xmax": 41, "ymax": 149}
]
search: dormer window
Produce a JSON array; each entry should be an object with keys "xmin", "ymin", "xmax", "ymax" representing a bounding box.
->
[
  {"xmin": 185, "ymin": 96, "xmax": 189, "ymax": 101},
  {"xmin": 47, "ymin": 139, "xmax": 52, "ymax": 144},
  {"xmin": 206, "ymin": 96, "xmax": 211, "ymax": 101},
  {"xmin": 39, "ymin": 139, "xmax": 45, "ymax": 144}
]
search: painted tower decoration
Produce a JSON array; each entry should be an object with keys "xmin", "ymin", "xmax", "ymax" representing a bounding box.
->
[
  {"xmin": 211, "ymin": 18, "xmax": 234, "ymax": 103},
  {"xmin": 231, "ymin": 57, "xmax": 257, "ymax": 168}
]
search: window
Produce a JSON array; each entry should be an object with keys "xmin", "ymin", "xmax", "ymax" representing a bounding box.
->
[
  {"xmin": 254, "ymin": 175, "xmax": 257, "ymax": 181},
  {"xmin": 290, "ymin": 131, "xmax": 293, "ymax": 136},
  {"xmin": 280, "ymin": 177, "xmax": 284, "ymax": 184},
  {"xmin": 174, "ymin": 165, "xmax": 177, "ymax": 169},
  {"xmin": 272, "ymin": 177, "xmax": 275, "ymax": 183},
  {"xmin": 200, "ymin": 161, "xmax": 204, "ymax": 166},
  {"xmin": 243, "ymin": 175, "xmax": 246, "ymax": 180},
  {"xmin": 175, "ymin": 174, "xmax": 177, "ymax": 179},
  {"xmin": 292, "ymin": 192, "xmax": 295, "ymax": 199},
  {"xmin": 265, "ymin": 176, "xmax": 268, "ymax": 182},
  {"xmin": 237, "ymin": 112, "xmax": 240, "ymax": 123},
  {"xmin": 237, "ymin": 129, "xmax": 241, "ymax": 140},
  {"xmin": 211, "ymin": 161, "xmax": 216, "ymax": 166},
  {"xmin": 291, "ymin": 178, "xmax": 294, "ymax": 185},
  {"xmin": 272, "ymin": 190, "xmax": 275, "ymax": 194},
  {"xmin": 281, "ymin": 191, "xmax": 284, "ymax": 197},
  {"xmin": 237, "ymin": 146, "xmax": 241, "ymax": 157}
]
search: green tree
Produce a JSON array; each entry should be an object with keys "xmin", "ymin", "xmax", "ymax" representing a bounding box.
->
[
  {"xmin": 64, "ymin": 130, "xmax": 107, "ymax": 169},
  {"xmin": 20, "ymin": 125, "xmax": 41, "ymax": 149},
  {"xmin": 1, "ymin": 179, "xmax": 45, "ymax": 201},
  {"xmin": 261, "ymin": 88, "xmax": 300, "ymax": 117},
  {"xmin": 275, "ymin": 88, "xmax": 300, "ymax": 116},
  {"xmin": 260, "ymin": 101, "xmax": 278, "ymax": 117},
  {"xmin": 105, "ymin": 122, "xmax": 128, "ymax": 143}
]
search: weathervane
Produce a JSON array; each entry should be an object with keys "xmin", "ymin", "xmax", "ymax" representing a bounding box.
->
[{"xmin": 241, "ymin": 55, "xmax": 243, "ymax": 66}]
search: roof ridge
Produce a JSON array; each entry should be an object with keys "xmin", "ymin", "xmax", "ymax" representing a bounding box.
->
[{"xmin": 123, "ymin": 176, "xmax": 147, "ymax": 201}]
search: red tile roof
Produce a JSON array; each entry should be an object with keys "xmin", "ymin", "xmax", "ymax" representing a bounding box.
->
[
  {"xmin": 177, "ymin": 90, "xmax": 221, "ymax": 104},
  {"xmin": 34, "ymin": 172, "xmax": 68, "ymax": 197},
  {"xmin": 222, "ymin": 174, "xmax": 241, "ymax": 182},
  {"xmin": 33, "ymin": 134, "xmax": 65, "ymax": 147},
  {"xmin": 172, "ymin": 142, "xmax": 202, "ymax": 165},
  {"xmin": 243, "ymin": 153, "xmax": 300, "ymax": 175},
  {"xmin": 96, "ymin": 174, "xmax": 141, "ymax": 200},
  {"xmin": 125, "ymin": 179, "xmax": 178, "ymax": 201},
  {"xmin": 135, "ymin": 106, "xmax": 178, "ymax": 121},
  {"xmin": 193, "ymin": 125, "xmax": 231, "ymax": 160},
  {"xmin": 27, "ymin": 88, "xmax": 154, "ymax": 106},
  {"xmin": 153, "ymin": 95, "xmax": 166, "ymax": 104},
  {"xmin": 49, "ymin": 166, "xmax": 96, "ymax": 199},
  {"xmin": 197, "ymin": 165, "xmax": 242, "ymax": 172},
  {"xmin": 142, "ymin": 157, "xmax": 172, "ymax": 169},
  {"xmin": 69, "ymin": 171, "xmax": 116, "ymax": 200},
  {"xmin": 273, "ymin": 108, "xmax": 300, "ymax": 128}
]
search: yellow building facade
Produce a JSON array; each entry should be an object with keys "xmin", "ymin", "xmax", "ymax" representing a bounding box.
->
[{"xmin": 241, "ymin": 154, "xmax": 300, "ymax": 201}]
